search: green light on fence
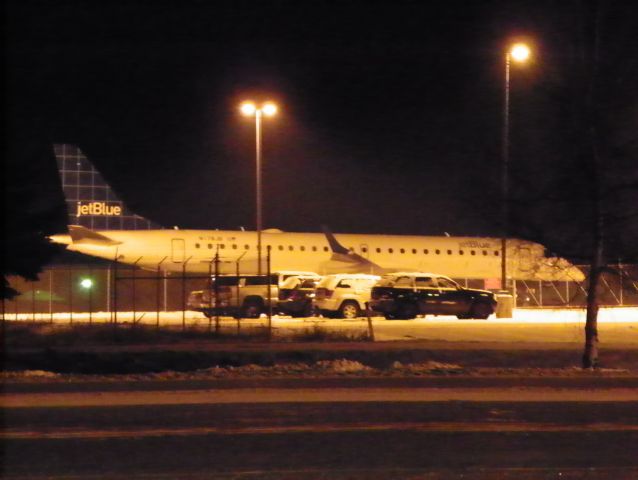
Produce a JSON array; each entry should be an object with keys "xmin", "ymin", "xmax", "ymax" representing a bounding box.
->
[{"xmin": 80, "ymin": 278, "xmax": 94, "ymax": 289}]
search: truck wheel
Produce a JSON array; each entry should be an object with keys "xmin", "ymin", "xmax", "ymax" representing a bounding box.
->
[
  {"xmin": 338, "ymin": 301, "xmax": 360, "ymax": 319},
  {"xmin": 303, "ymin": 302, "xmax": 317, "ymax": 318},
  {"xmin": 241, "ymin": 300, "xmax": 263, "ymax": 319},
  {"xmin": 470, "ymin": 302, "xmax": 492, "ymax": 320},
  {"xmin": 396, "ymin": 302, "xmax": 418, "ymax": 320}
]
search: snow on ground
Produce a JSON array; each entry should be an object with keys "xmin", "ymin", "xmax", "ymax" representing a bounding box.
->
[
  {"xmin": 4, "ymin": 307, "xmax": 638, "ymax": 344},
  {"xmin": 5, "ymin": 306, "xmax": 638, "ymax": 324}
]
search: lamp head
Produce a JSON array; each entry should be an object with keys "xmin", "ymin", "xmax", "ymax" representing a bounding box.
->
[
  {"xmin": 240, "ymin": 102, "xmax": 257, "ymax": 116},
  {"xmin": 510, "ymin": 43, "xmax": 531, "ymax": 63},
  {"xmin": 262, "ymin": 102, "xmax": 277, "ymax": 117},
  {"xmin": 240, "ymin": 101, "xmax": 278, "ymax": 117}
]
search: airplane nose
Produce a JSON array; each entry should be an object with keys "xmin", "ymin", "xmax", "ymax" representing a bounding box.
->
[{"xmin": 48, "ymin": 234, "xmax": 72, "ymax": 245}]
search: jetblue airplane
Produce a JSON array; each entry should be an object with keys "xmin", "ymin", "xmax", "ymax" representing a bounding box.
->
[{"xmin": 48, "ymin": 144, "xmax": 584, "ymax": 283}]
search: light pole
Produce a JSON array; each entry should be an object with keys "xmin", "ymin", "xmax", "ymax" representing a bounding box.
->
[
  {"xmin": 502, "ymin": 42, "xmax": 531, "ymax": 291},
  {"xmin": 240, "ymin": 101, "xmax": 278, "ymax": 276}
]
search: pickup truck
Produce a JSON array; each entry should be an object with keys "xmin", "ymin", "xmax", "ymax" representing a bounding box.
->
[
  {"xmin": 187, "ymin": 271, "xmax": 320, "ymax": 318},
  {"xmin": 369, "ymin": 272, "xmax": 497, "ymax": 320}
]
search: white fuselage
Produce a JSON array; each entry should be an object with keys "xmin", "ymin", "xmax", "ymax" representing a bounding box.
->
[{"xmin": 52, "ymin": 228, "xmax": 585, "ymax": 282}]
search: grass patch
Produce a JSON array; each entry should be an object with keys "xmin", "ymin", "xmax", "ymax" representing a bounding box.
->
[
  {"xmin": 2, "ymin": 322, "xmax": 372, "ymax": 348},
  {"xmin": 2, "ymin": 322, "xmax": 277, "ymax": 348},
  {"xmin": 290, "ymin": 325, "xmax": 372, "ymax": 342}
]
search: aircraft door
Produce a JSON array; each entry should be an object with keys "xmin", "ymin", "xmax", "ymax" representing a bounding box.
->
[
  {"xmin": 518, "ymin": 246, "xmax": 533, "ymax": 273},
  {"xmin": 171, "ymin": 238, "xmax": 185, "ymax": 263}
]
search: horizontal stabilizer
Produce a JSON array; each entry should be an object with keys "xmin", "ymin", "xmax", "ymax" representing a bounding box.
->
[{"xmin": 68, "ymin": 225, "xmax": 121, "ymax": 246}]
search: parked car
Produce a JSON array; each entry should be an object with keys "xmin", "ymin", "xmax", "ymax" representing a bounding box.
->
[
  {"xmin": 187, "ymin": 271, "xmax": 319, "ymax": 318},
  {"xmin": 314, "ymin": 274, "xmax": 381, "ymax": 319},
  {"xmin": 369, "ymin": 272, "xmax": 497, "ymax": 320},
  {"xmin": 277, "ymin": 275, "xmax": 322, "ymax": 317}
]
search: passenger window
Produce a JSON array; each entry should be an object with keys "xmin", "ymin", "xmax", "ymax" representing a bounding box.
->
[
  {"xmin": 435, "ymin": 249, "xmax": 440, "ymax": 255},
  {"xmin": 232, "ymin": 244, "xmax": 237, "ymax": 249},
  {"xmin": 208, "ymin": 244, "xmax": 213, "ymax": 249},
  {"xmin": 482, "ymin": 251, "xmax": 488, "ymax": 256},
  {"xmin": 220, "ymin": 244, "xmax": 226, "ymax": 249},
  {"xmin": 415, "ymin": 277, "xmax": 434, "ymax": 287},
  {"xmin": 400, "ymin": 248, "xmax": 405, "ymax": 254},
  {"xmin": 424, "ymin": 249, "xmax": 429, "ymax": 254},
  {"xmin": 362, "ymin": 247, "xmax": 368, "ymax": 253},
  {"xmin": 376, "ymin": 248, "xmax": 381, "ymax": 253},
  {"xmin": 195, "ymin": 243, "xmax": 200, "ymax": 249},
  {"xmin": 244, "ymin": 244, "xmax": 250, "ymax": 250},
  {"xmin": 395, "ymin": 276, "xmax": 413, "ymax": 287},
  {"xmin": 388, "ymin": 248, "xmax": 394, "ymax": 254},
  {"xmin": 300, "ymin": 246, "xmax": 305, "ymax": 251},
  {"xmin": 447, "ymin": 249, "xmax": 452, "ymax": 255},
  {"xmin": 324, "ymin": 246, "xmax": 329, "ymax": 252},
  {"xmin": 459, "ymin": 250, "xmax": 464, "ymax": 255},
  {"xmin": 312, "ymin": 246, "xmax": 317, "ymax": 252},
  {"xmin": 437, "ymin": 278, "xmax": 458, "ymax": 289},
  {"xmin": 470, "ymin": 250, "xmax": 476, "ymax": 255},
  {"xmin": 412, "ymin": 248, "xmax": 417, "ymax": 254},
  {"xmin": 289, "ymin": 246, "xmax": 294, "ymax": 251},
  {"xmin": 278, "ymin": 245, "xmax": 284, "ymax": 251},
  {"xmin": 494, "ymin": 251, "xmax": 499, "ymax": 256}
]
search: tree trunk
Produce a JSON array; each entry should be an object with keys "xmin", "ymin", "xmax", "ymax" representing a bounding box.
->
[
  {"xmin": 581, "ymin": 0, "xmax": 604, "ymax": 370},
  {"xmin": 582, "ymin": 265, "xmax": 600, "ymax": 369}
]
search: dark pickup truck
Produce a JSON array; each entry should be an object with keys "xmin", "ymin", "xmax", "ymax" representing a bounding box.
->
[{"xmin": 369, "ymin": 272, "xmax": 497, "ymax": 320}]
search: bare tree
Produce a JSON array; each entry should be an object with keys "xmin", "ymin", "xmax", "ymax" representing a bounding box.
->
[{"xmin": 506, "ymin": 0, "xmax": 638, "ymax": 368}]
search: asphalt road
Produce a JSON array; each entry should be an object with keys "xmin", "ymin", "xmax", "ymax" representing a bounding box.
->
[{"xmin": 3, "ymin": 378, "xmax": 638, "ymax": 479}]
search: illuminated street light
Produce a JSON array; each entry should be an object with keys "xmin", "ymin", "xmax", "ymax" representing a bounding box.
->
[
  {"xmin": 502, "ymin": 42, "xmax": 532, "ymax": 292},
  {"xmin": 240, "ymin": 101, "xmax": 278, "ymax": 275},
  {"xmin": 510, "ymin": 43, "xmax": 531, "ymax": 62},
  {"xmin": 80, "ymin": 277, "xmax": 94, "ymax": 323}
]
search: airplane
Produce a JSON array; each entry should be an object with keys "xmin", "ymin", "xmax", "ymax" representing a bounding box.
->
[{"xmin": 48, "ymin": 144, "xmax": 585, "ymax": 284}]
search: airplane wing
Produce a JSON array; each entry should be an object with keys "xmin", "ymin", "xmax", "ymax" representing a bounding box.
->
[{"xmin": 68, "ymin": 225, "xmax": 122, "ymax": 246}]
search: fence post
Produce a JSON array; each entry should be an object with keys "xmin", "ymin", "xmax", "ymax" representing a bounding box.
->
[
  {"xmin": 112, "ymin": 254, "xmax": 118, "ymax": 326},
  {"xmin": 236, "ymin": 255, "xmax": 244, "ymax": 335},
  {"xmin": 156, "ymin": 257, "xmax": 168, "ymax": 330},
  {"xmin": 267, "ymin": 246, "xmax": 272, "ymax": 340},
  {"xmin": 49, "ymin": 269, "xmax": 53, "ymax": 323},
  {"xmin": 619, "ymin": 262, "xmax": 624, "ymax": 306},
  {"xmin": 365, "ymin": 302, "xmax": 375, "ymax": 342},
  {"xmin": 31, "ymin": 281, "xmax": 36, "ymax": 322},
  {"xmin": 181, "ymin": 256, "xmax": 192, "ymax": 331},
  {"xmin": 132, "ymin": 257, "xmax": 143, "ymax": 325},
  {"xmin": 69, "ymin": 267, "xmax": 73, "ymax": 325},
  {"xmin": 88, "ymin": 266, "xmax": 93, "ymax": 325},
  {"xmin": 214, "ymin": 251, "xmax": 220, "ymax": 334}
]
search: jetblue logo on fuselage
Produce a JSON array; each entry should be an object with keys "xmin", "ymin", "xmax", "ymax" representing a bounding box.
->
[
  {"xmin": 459, "ymin": 240, "xmax": 492, "ymax": 249},
  {"xmin": 76, "ymin": 202, "xmax": 122, "ymax": 217}
]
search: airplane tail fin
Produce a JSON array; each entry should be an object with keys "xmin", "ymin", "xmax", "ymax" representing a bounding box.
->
[
  {"xmin": 53, "ymin": 144, "xmax": 162, "ymax": 230},
  {"xmin": 321, "ymin": 225, "xmax": 386, "ymax": 274}
]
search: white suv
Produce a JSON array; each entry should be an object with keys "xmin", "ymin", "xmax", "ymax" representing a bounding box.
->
[{"xmin": 314, "ymin": 274, "xmax": 381, "ymax": 319}]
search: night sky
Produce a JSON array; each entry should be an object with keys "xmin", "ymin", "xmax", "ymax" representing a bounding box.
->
[{"xmin": 6, "ymin": 1, "xmax": 638, "ymax": 246}]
